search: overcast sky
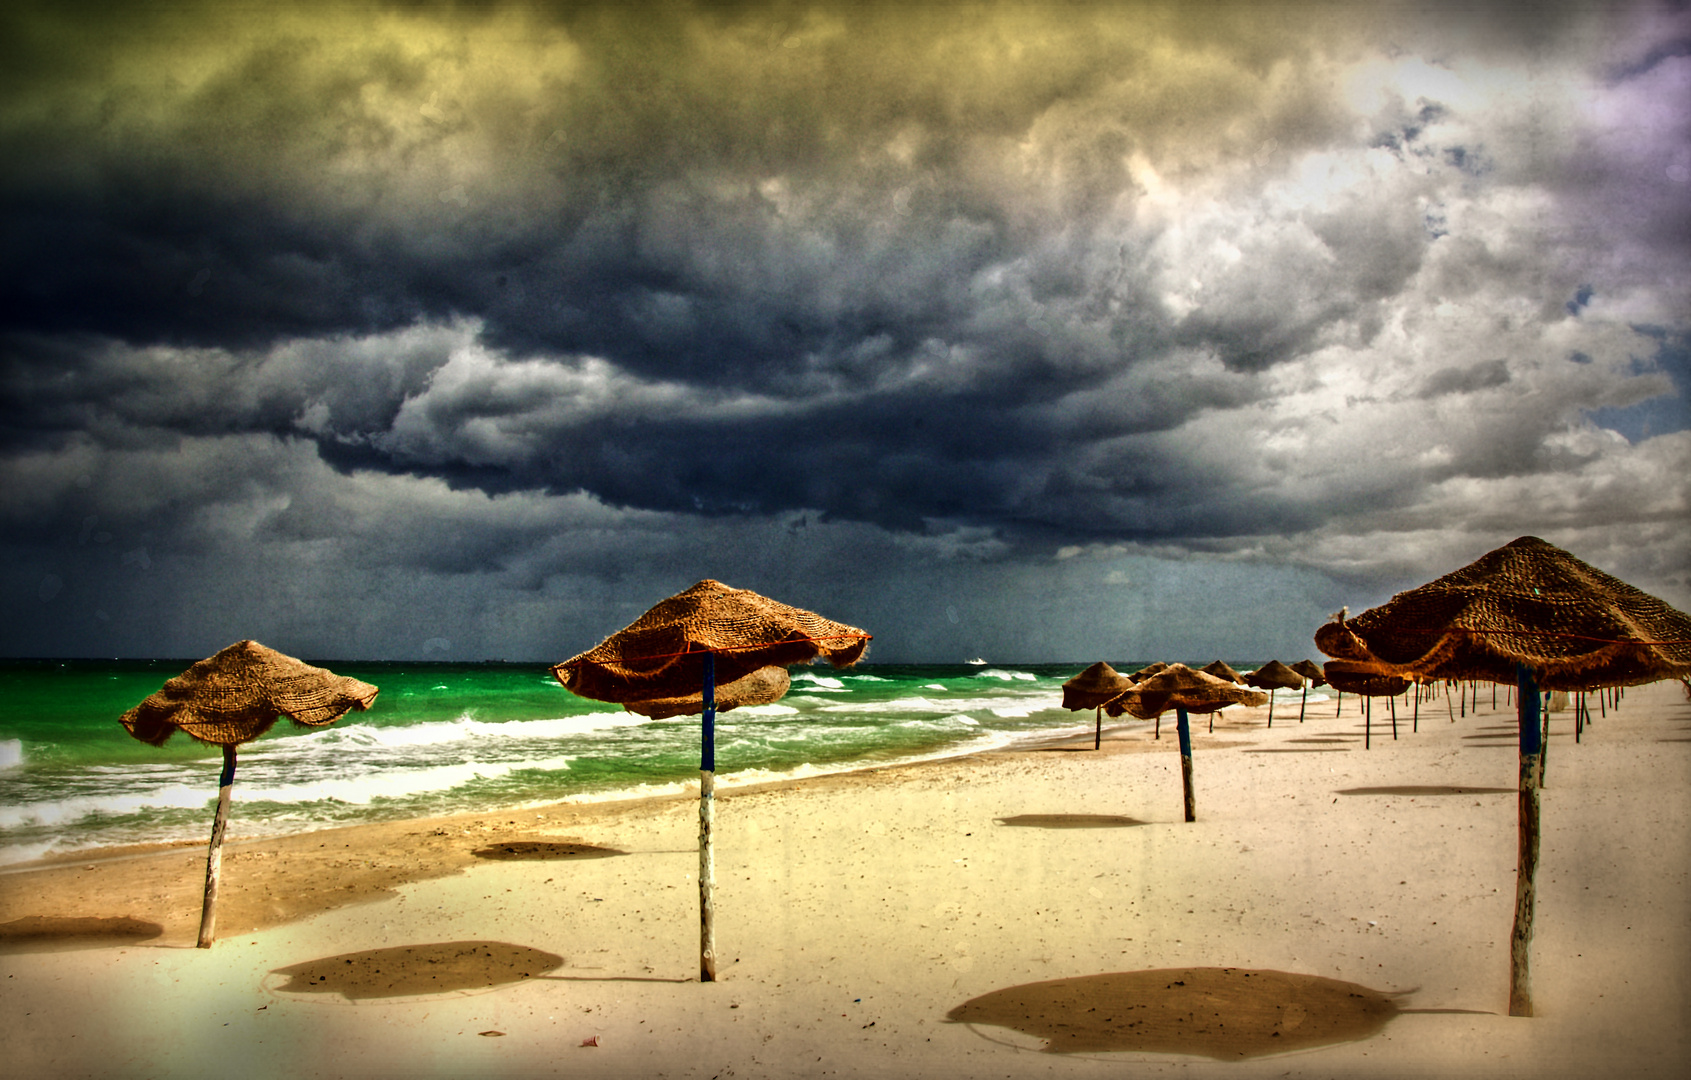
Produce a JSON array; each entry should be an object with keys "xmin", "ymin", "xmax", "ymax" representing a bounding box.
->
[{"xmin": 2, "ymin": 0, "xmax": 1687, "ymax": 664}]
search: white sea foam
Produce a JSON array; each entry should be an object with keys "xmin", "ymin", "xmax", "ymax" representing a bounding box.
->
[
  {"xmin": 0, "ymin": 739, "xmax": 21, "ymax": 769},
  {"xmin": 792, "ymin": 673, "xmax": 847, "ymax": 690},
  {"xmin": 895, "ymin": 714, "xmax": 980, "ymax": 729},
  {"xmin": 234, "ymin": 755, "xmax": 575, "ymax": 805},
  {"xmin": 844, "ymin": 674, "xmax": 890, "ymax": 682},
  {"xmin": 255, "ymin": 711, "xmax": 644, "ymax": 754},
  {"xmin": 734, "ymin": 704, "xmax": 801, "ymax": 717},
  {"xmin": 920, "ymin": 684, "xmax": 948, "ymax": 691},
  {"xmin": 0, "ymin": 839, "xmax": 61, "ymax": 867},
  {"xmin": 973, "ymin": 668, "xmax": 1038, "ymax": 682},
  {"xmin": 0, "ymin": 783, "xmax": 214, "ymax": 829}
]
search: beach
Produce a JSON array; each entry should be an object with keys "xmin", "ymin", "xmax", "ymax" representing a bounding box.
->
[{"xmin": 2, "ymin": 679, "xmax": 1688, "ymax": 1079}]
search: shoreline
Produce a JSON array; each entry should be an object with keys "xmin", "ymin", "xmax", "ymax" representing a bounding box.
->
[{"xmin": 2, "ymin": 680, "xmax": 1686, "ymax": 1078}]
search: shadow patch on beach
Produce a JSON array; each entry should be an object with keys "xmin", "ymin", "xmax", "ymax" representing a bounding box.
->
[
  {"xmin": 948, "ymin": 967, "xmax": 1397, "ymax": 1058},
  {"xmin": 0, "ymin": 915, "xmax": 164, "ymax": 953},
  {"xmin": 271, "ymin": 940, "xmax": 564, "ymax": 1000},
  {"xmin": 1335, "ymin": 786, "xmax": 1515, "ymax": 796},
  {"xmin": 1288, "ymin": 738, "xmax": 1353, "ymax": 744},
  {"xmin": 1244, "ymin": 748, "xmax": 1349, "ymax": 754},
  {"xmin": 471, "ymin": 841, "xmax": 626, "ymax": 862},
  {"xmin": 996, "ymin": 814, "xmax": 1148, "ymax": 829}
]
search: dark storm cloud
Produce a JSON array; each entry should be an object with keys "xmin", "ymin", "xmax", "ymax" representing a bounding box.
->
[{"xmin": 2, "ymin": 0, "xmax": 1688, "ymax": 659}]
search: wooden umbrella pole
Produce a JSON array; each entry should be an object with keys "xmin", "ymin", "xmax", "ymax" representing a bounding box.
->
[
  {"xmin": 1413, "ymin": 685, "xmax": 1420, "ymax": 733},
  {"xmin": 1335, "ymin": 690, "xmax": 1342, "ymax": 718},
  {"xmin": 1175, "ymin": 707, "xmax": 1195, "ymax": 823},
  {"xmin": 1094, "ymin": 705, "xmax": 1102, "ymax": 750},
  {"xmin": 1446, "ymin": 683, "xmax": 1456, "ymax": 723},
  {"xmin": 1365, "ymin": 697, "xmax": 1371, "ymax": 750},
  {"xmin": 699, "ymin": 654, "xmax": 717, "ymax": 983},
  {"xmin": 197, "ymin": 744, "xmax": 237, "ymax": 949},
  {"xmin": 1537, "ymin": 693, "xmax": 1550, "ymax": 788},
  {"xmin": 1299, "ymin": 685, "xmax": 1307, "ymax": 723},
  {"xmin": 1510, "ymin": 664, "xmax": 1543, "ymax": 1017},
  {"xmin": 1389, "ymin": 694, "xmax": 1398, "ymax": 740},
  {"xmin": 1266, "ymin": 692, "xmax": 1274, "ymax": 729}
]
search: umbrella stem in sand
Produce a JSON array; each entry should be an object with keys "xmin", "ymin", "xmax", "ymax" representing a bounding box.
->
[
  {"xmin": 197, "ymin": 745, "xmax": 237, "ymax": 949},
  {"xmin": 1175, "ymin": 707, "xmax": 1195, "ymax": 823},
  {"xmin": 1095, "ymin": 705, "xmax": 1101, "ymax": 750},
  {"xmin": 699, "ymin": 654, "xmax": 717, "ymax": 983},
  {"xmin": 1266, "ymin": 693, "xmax": 1274, "ymax": 729},
  {"xmin": 1299, "ymin": 686, "xmax": 1307, "ymax": 723},
  {"xmin": 1511, "ymin": 665, "xmax": 1543, "ymax": 1017}
]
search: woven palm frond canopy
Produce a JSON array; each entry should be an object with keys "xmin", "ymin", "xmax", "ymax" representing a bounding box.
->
[
  {"xmin": 553, "ymin": 579, "xmax": 871, "ymax": 704},
  {"xmin": 1061, "ymin": 662, "xmax": 1136, "ymax": 711},
  {"xmin": 1201, "ymin": 660, "xmax": 1245, "ymax": 684},
  {"xmin": 120, "ymin": 640, "xmax": 379, "ymax": 747},
  {"xmin": 1290, "ymin": 659, "xmax": 1327, "ymax": 688},
  {"xmin": 1244, "ymin": 659, "xmax": 1305, "ymax": 691},
  {"xmin": 1314, "ymin": 536, "xmax": 1691, "ymax": 690},
  {"xmin": 1322, "ymin": 659, "xmax": 1411, "ymax": 697},
  {"xmin": 624, "ymin": 666, "xmax": 792, "ymax": 720},
  {"xmin": 1105, "ymin": 663, "xmax": 1268, "ymax": 719}
]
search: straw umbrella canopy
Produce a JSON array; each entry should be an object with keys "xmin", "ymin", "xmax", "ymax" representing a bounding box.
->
[
  {"xmin": 1244, "ymin": 660, "xmax": 1305, "ymax": 729},
  {"xmin": 1103, "ymin": 664, "xmax": 1267, "ymax": 821},
  {"xmin": 118, "ymin": 640, "xmax": 379, "ymax": 948},
  {"xmin": 1201, "ymin": 660, "xmax": 1245, "ymax": 683},
  {"xmin": 1312, "ymin": 535, "xmax": 1691, "ymax": 1018},
  {"xmin": 1313, "ymin": 536, "xmax": 1691, "ymax": 691},
  {"xmin": 1289, "ymin": 659, "xmax": 1327, "ymax": 722},
  {"xmin": 1062, "ymin": 662, "xmax": 1136, "ymax": 750},
  {"xmin": 551, "ymin": 579, "xmax": 870, "ymax": 982}
]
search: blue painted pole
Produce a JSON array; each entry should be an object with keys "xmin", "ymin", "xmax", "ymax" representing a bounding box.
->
[
  {"xmin": 1176, "ymin": 706, "xmax": 1195, "ymax": 822},
  {"xmin": 699, "ymin": 652, "xmax": 717, "ymax": 983},
  {"xmin": 1510, "ymin": 664, "xmax": 1542, "ymax": 1017},
  {"xmin": 702, "ymin": 653, "xmax": 716, "ymax": 772}
]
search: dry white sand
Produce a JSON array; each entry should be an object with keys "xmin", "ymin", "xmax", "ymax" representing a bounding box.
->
[{"xmin": 3, "ymin": 679, "xmax": 1688, "ymax": 1078}]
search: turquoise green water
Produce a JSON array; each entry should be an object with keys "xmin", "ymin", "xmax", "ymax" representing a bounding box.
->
[{"xmin": 0, "ymin": 658, "xmax": 1293, "ymax": 863}]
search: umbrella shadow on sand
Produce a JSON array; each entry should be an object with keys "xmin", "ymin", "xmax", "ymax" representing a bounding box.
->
[
  {"xmin": 995, "ymin": 814, "xmax": 1148, "ymax": 829},
  {"xmin": 0, "ymin": 915, "xmax": 165, "ymax": 954},
  {"xmin": 946, "ymin": 967, "xmax": 1402, "ymax": 1058},
  {"xmin": 470, "ymin": 841, "xmax": 627, "ymax": 861},
  {"xmin": 269, "ymin": 941, "xmax": 567, "ymax": 1000}
]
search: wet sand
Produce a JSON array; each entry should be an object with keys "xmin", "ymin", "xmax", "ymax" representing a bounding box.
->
[{"xmin": 2, "ymin": 679, "xmax": 1688, "ymax": 1078}]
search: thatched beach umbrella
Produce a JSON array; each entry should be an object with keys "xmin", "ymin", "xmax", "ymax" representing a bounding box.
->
[
  {"xmin": 1104, "ymin": 664, "xmax": 1267, "ymax": 822},
  {"xmin": 1290, "ymin": 659, "xmax": 1326, "ymax": 722},
  {"xmin": 118, "ymin": 640, "xmax": 378, "ymax": 948},
  {"xmin": 1201, "ymin": 660, "xmax": 1244, "ymax": 683},
  {"xmin": 1244, "ymin": 660, "xmax": 1304, "ymax": 729},
  {"xmin": 1313, "ymin": 535, "xmax": 1691, "ymax": 1017},
  {"xmin": 1061, "ymin": 662, "xmax": 1136, "ymax": 749},
  {"xmin": 552, "ymin": 579, "xmax": 870, "ymax": 982}
]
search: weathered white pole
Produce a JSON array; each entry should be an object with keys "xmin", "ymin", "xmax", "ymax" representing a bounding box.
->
[
  {"xmin": 196, "ymin": 744, "xmax": 237, "ymax": 948},
  {"xmin": 699, "ymin": 653, "xmax": 717, "ymax": 982},
  {"xmin": 1510, "ymin": 664, "xmax": 1542, "ymax": 1017}
]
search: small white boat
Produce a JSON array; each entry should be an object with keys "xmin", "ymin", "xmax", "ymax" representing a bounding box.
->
[{"xmin": 965, "ymin": 657, "xmax": 987, "ymax": 665}]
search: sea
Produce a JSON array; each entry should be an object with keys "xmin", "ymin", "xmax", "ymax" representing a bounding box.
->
[{"xmin": 0, "ymin": 658, "xmax": 1305, "ymax": 866}]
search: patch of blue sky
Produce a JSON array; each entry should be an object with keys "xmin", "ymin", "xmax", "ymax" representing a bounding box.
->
[{"xmin": 1584, "ymin": 329, "xmax": 1691, "ymax": 441}]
